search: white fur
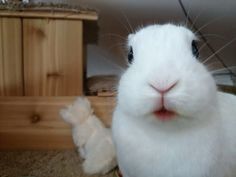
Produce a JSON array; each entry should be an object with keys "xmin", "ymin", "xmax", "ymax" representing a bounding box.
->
[
  {"xmin": 112, "ymin": 24, "xmax": 236, "ymax": 177},
  {"xmin": 60, "ymin": 97, "xmax": 117, "ymax": 175},
  {"xmin": 22, "ymin": 0, "xmax": 29, "ymax": 3}
]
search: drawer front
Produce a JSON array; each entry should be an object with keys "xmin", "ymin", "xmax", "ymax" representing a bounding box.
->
[
  {"xmin": 23, "ymin": 19, "xmax": 84, "ymax": 96},
  {"xmin": 0, "ymin": 96, "xmax": 115, "ymax": 149}
]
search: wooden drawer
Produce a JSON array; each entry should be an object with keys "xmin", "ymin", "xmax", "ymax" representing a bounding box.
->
[
  {"xmin": 0, "ymin": 96, "xmax": 115, "ymax": 150},
  {"xmin": 23, "ymin": 19, "xmax": 84, "ymax": 96},
  {"xmin": 0, "ymin": 16, "xmax": 85, "ymax": 96}
]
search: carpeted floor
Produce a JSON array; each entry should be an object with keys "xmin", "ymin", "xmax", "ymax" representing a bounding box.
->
[{"xmin": 0, "ymin": 150, "xmax": 115, "ymax": 177}]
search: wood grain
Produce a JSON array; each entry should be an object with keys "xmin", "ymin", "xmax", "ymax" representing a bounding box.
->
[
  {"xmin": 23, "ymin": 19, "xmax": 83, "ymax": 96},
  {"xmin": 0, "ymin": 96, "xmax": 115, "ymax": 149},
  {"xmin": 0, "ymin": 17, "xmax": 23, "ymax": 96},
  {"xmin": 0, "ymin": 11, "xmax": 98, "ymax": 21}
]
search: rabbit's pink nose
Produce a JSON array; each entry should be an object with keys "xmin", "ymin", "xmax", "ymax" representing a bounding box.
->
[{"xmin": 150, "ymin": 81, "xmax": 178, "ymax": 94}]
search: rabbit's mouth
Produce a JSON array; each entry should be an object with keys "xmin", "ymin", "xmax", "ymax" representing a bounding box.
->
[{"xmin": 154, "ymin": 107, "xmax": 176, "ymax": 121}]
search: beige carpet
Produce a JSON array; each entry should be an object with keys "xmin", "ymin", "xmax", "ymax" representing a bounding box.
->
[{"xmin": 0, "ymin": 150, "xmax": 116, "ymax": 177}]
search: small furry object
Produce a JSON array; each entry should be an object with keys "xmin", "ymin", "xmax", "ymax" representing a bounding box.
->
[
  {"xmin": 112, "ymin": 24, "xmax": 236, "ymax": 177},
  {"xmin": 60, "ymin": 97, "xmax": 117, "ymax": 175}
]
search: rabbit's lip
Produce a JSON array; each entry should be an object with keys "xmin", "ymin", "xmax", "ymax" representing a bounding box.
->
[{"xmin": 154, "ymin": 107, "xmax": 176, "ymax": 121}]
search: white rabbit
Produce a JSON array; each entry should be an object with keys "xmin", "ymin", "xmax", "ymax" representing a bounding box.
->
[
  {"xmin": 60, "ymin": 97, "xmax": 117, "ymax": 175},
  {"xmin": 112, "ymin": 24, "xmax": 236, "ymax": 177}
]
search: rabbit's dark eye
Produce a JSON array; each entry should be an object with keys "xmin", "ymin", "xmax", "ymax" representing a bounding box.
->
[
  {"xmin": 128, "ymin": 47, "xmax": 134, "ymax": 64},
  {"xmin": 192, "ymin": 40, "xmax": 199, "ymax": 58}
]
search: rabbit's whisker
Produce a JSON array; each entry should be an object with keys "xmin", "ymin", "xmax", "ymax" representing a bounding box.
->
[{"xmin": 202, "ymin": 37, "xmax": 236, "ymax": 64}]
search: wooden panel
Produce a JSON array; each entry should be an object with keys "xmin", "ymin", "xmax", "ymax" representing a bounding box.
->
[
  {"xmin": 23, "ymin": 19, "xmax": 83, "ymax": 96},
  {"xmin": 0, "ymin": 11, "xmax": 98, "ymax": 21},
  {"xmin": 0, "ymin": 17, "xmax": 23, "ymax": 96},
  {"xmin": 0, "ymin": 96, "xmax": 115, "ymax": 149}
]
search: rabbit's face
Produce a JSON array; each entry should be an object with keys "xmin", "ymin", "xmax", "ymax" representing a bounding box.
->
[{"xmin": 117, "ymin": 24, "xmax": 217, "ymax": 121}]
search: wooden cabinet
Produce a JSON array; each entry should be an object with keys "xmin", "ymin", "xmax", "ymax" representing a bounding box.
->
[{"xmin": 0, "ymin": 11, "xmax": 116, "ymax": 150}]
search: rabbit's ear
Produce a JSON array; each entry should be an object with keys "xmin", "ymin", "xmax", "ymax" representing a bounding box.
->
[
  {"xmin": 60, "ymin": 107, "xmax": 78, "ymax": 125},
  {"xmin": 60, "ymin": 97, "xmax": 93, "ymax": 126}
]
